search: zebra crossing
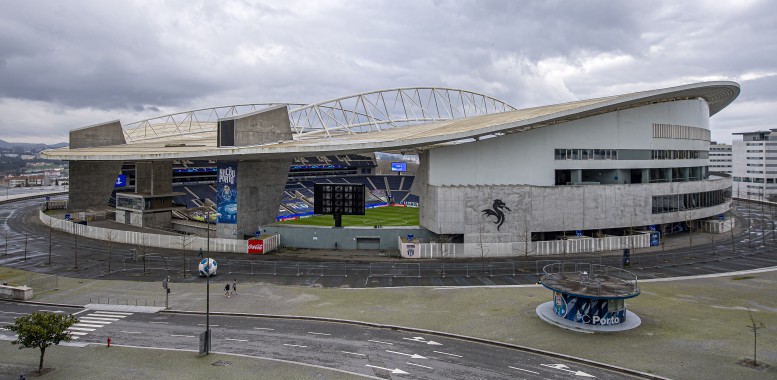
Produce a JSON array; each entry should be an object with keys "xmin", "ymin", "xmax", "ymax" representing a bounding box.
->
[{"xmin": 67, "ymin": 311, "xmax": 133, "ymax": 339}]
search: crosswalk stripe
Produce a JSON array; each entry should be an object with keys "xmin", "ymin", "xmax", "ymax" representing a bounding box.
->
[
  {"xmin": 74, "ymin": 323, "xmax": 105, "ymax": 328},
  {"xmin": 90, "ymin": 313, "xmax": 127, "ymax": 318},
  {"xmin": 78, "ymin": 319, "xmax": 112, "ymax": 325},
  {"xmin": 67, "ymin": 327, "xmax": 95, "ymax": 332},
  {"xmin": 68, "ymin": 332, "xmax": 88, "ymax": 336},
  {"xmin": 88, "ymin": 311, "xmax": 133, "ymax": 316},
  {"xmin": 80, "ymin": 316, "xmax": 119, "ymax": 322}
]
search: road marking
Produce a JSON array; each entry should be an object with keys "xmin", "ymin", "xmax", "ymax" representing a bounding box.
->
[
  {"xmin": 90, "ymin": 313, "xmax": 127, "ymax": 318},
  {"xmin": 365, "ymin": 364, "xmax": 408, "ymax": 375},
  {"xmin": 198, "ymin": 324, "xmax": 219, "ymax": 327},
  {"xmin": 73, "ymin": 310, "xmax": 90, "ymax": 316},
  {"xmin": 341, "ymin": 351, "xmax": 366, "ymax": 357},
  {"xmin": 121, "ymin": 331, "xmax": 142, "ymax": 334},
  {"xmin": 73, "ymin": 323, "xmax": 105, "ymax": 328},
  {"xmin": 541, "ymin": 364, "xmax": 596, "ymax": 378},
  {"xmin": 433, "ymin": 350, "xmax": 462, "ymax": 358},
  {"xmin": 0, "ymin": 311, "xmax": 25, "ymax": 315},
  {"xmin": 307, "ymin": 331, "xmax": 331, "ymax": 336},
  {"xmin": 386, "ymin": 350, "xmax": 427, "ymax": 359},
  {"xmin": 283, "ymin": 344, "xmax": 307, "ymax": 348},
  {"xmin": 38, "ymin": 309, "xmax": 64, "ymax": 313},
  {"xmin": 367, "ymin": 339, "xmax": 393, "ymax": 345},
  {"xmin": 91, "ymin": 311, "xmax": 133, "ymax": 316},
  {"xmin": 67, "ymin": 327, "xmax": 95, "ymax": 332},
  {"xmin": 225, "ymin": 338, "xmax": 248, "ymax": 342},
  {"xmin": 170, "ymin": 334, "xmax": 195, "ymax": 338},
  {"xmin": 150, "ymin": 321, "xmax": 169, "ymax": 324},
  {"xmin": 403, "ymin": 336, "xmax": 442, "ymax": 345},
  {"xmin": 68, "ymin": 331, "xmax": 88, "ymax": 336},
  {"xmin": 253, "ymin": 327, "xmax": 273, "ymax": 330},
  {"xmin": 509, "ymin": 366, "xmax": 539, "ymax": 374},
  {"xmin": 82, "ymin": 316, "xmax": 120, "ymax": 322},
  {"xmin": 406, "ymin": 362, "xmax": 433, "ymax": 370}
]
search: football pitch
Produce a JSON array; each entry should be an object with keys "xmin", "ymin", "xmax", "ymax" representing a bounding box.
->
[{"xmin": 280, "ymin": 206, "xmax": 419, "ymax": 227}]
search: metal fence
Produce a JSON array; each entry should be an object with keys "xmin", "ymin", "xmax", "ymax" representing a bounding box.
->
[{"xmin": 26, "ymin": 274, "xmax": 58, "ymax": 294}]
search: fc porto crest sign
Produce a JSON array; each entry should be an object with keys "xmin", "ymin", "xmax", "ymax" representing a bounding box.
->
[{"xmin": 482, "ymin": 199, "xmax": 511, "ymax": 231}]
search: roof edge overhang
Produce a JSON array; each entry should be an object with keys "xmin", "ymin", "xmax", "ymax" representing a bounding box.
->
[{"xmin": 42, "ymin": 81, "xmax": 740, "ymax": 162}]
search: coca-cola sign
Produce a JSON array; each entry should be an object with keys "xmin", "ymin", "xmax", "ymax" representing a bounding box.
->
[{"xmin": 247, "ymin": 238, "xmax": 264, "ymax": 254}]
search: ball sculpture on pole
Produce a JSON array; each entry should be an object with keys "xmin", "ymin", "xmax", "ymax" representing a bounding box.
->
[{"xmin": 198, "ymin": 258, "xmax": 218, "ymax": 277}]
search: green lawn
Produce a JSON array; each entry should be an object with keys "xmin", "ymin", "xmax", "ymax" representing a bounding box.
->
[{"xmin": 280, "ymin": 206, "xmax": 419, "ymax": 227}]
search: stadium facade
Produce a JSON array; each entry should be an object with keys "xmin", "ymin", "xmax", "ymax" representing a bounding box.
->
[{"xmin": 43, "ymin": 82, "xmax": 740, "ymax": 257}]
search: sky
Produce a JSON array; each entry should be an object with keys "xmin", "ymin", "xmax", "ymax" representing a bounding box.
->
[{"xmin": 0, "ymin": 0, "xmax": 775, "ymax": 145}]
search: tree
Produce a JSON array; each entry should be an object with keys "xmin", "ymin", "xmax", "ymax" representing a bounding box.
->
[
  {"xmin": 104, "ymin": 229, "xmax": 118, "ymax": 274},
  {"xmin": 746, "ymin": 311, "xmax": 765, "ymax": 367},
  {"xmin": 5, "ymin": 312, "xmax": 78, "ymax": 373}
]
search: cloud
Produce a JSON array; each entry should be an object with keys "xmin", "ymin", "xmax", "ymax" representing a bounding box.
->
[{"xmin": 0, "ymin": 0, "xmax": 774, "ymax": 144}]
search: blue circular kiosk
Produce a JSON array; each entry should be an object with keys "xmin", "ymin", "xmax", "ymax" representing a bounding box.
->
[{"xmin": 536, "ymin": 263, "xmax": 641, "ymax": 332}]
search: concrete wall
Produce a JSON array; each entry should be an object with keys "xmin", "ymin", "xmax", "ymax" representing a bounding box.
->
[
  {"xmin": 263, "ymin": 225, "xmax": 436, "ymax": 250},
  {"xmin": 68, "ymin": 120, "xmax": 126, "ymax": 210},
  {"xmin": 227, "ymin": 105, "xmax": 293, "ymax": 146},
  {"xmin": 135, "ymin": 161, "xmax": 173, "ymax": 195},
  {"xmin": 0, "ymin": 285, "xmax": 33, "ymax": 301},
  {"xmin": 428, "ymin": 99, "xmax": 710, "ymax": 186},
  {"xmin": 69, "ymin": 161, "xmax": 123, "ymax": 210}
]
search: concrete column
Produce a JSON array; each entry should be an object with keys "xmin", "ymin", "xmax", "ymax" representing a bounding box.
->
[
  {"xmin": 225, "ymin": 159, "xmax": 291, "ymax": 239},
  {"xmin": 135, "ymin": 161, "xmax": 173, "ymax": 195},
  {"xmin": 571, "ymin": 169, "xmax": 582, "ymax": 184},
  {"xmin": 664, "ymin": 168, "xmax": 672, "ymax": 183},
  {"xmin": 68, "ymin": 120, "xmax": 125, "ymax": 210},
  {"xmin": 642, "ymin": 169, "xmax": 650, "ymax": 184}
]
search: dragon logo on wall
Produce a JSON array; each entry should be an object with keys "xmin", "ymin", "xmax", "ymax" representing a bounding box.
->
[{"xmin": 482, "ymin": 199, "xmax": 511, "ymax": 231}]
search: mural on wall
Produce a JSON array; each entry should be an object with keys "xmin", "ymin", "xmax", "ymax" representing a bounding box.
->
[
  {"xmin": 482, "ymin": 199, "xmax": 511, "ymax": 231},
  {"xmin": 216, "ymin": 162, "xmax": 238, "ymax": 224}
]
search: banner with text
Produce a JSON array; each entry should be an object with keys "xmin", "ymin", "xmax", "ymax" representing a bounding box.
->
[{"xmin": 216, "ymin": 162, "xmax": 238, "ymax": 224}]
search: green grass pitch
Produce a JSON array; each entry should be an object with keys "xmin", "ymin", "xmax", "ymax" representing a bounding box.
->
[{"xmin": 279, "ymin": 206, "xmax": 419, "ymax": 227}]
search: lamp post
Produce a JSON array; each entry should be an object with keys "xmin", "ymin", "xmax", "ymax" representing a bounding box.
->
[{"xmin": 203, "ymin": 208, "xmax": 219, "ymax": 355}]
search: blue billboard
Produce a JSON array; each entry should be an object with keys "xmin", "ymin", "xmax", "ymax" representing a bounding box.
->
[
  {"xmin": 114, "ymin": 174, "xmax": 127, "ymax": 188},
  {"xmin": 216, "ymin": 163, "xmax": 237, "ymax": 224},
  {"xmin": 391, "ymin": 161, "xmax": 407, "ymax": 172}
]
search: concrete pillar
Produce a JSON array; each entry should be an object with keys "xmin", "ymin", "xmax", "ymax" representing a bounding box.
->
[
  {"xmin": 68, "ymin": 120, "xmax": 125, "ymax": 210},
  {"xmin": 135, "ymin": 161, "xmax": 173, "ymax": 195},
  {"xmin": 571, "ymin": 170, "xmax": 582, "ymax": 184},
  {"xmin": 642, "ymin": 169, "xmax": 650, "ymax": 184},
  {"xmin": 664, "ymin": 168, "xmax": 672, "ymax": 183},
  {"xmin": 222, "ymin": 159, "xmax": 291, "ymax": 239}
]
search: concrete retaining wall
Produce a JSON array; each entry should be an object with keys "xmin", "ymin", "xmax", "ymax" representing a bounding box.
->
[
  {"xmin": 39, "ymin": 207, "xmax": 278, "ymax": 255},
  {"xmin": 0, "ymin": 285, "xmax": 33, "ymax": 300}
]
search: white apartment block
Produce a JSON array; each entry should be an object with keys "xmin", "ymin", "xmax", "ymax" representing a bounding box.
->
[
  {"xmin": 732, "ymin": 130, "xmax": 777, "ymax": 200},
  {"xmin": 709, "ymin": 141, "xmax": 732, "ymax": 174}
]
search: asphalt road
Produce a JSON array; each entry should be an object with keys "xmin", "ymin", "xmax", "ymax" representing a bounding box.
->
[
  {"xmin": 2, "ymin": 197, "xmax": 777, "ymax": 288},
  {"xmin": 0, "ymin": 301, "xmax": 637, "ymax": 379}
]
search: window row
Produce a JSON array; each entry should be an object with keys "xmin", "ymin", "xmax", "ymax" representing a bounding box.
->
[
  {"xmin": 554, "ymin": 149, "xmax": 618, "ymax": 160},
  {"xmin": 652, "ymin": 188, "xmax": 731, "ymax": 214},
  {"xmin": 651, "ymin": 150, "xmax": 708, "ymax": 160}
]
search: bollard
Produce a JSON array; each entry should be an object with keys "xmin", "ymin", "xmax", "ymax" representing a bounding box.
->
[{"xmin": 107, "ymin": 337, "xmax": 111, "ymax": 347}]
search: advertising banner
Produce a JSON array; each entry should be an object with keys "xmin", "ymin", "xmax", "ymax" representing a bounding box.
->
[
  {"xmin": 247, "ymin": 238, "xmax": 264, "ymax": 254},
  {"xmin": 216, "ymin": 163, "xmax": 238, "ymax": 224},
  {"xmin": 553, "ymin": 292, "xmax": 626, "ymax": 325}
]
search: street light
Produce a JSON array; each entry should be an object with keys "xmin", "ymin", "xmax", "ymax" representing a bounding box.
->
[{"xmin": 202, "ymin": 207, "xmax": 220, "ymax": 356}]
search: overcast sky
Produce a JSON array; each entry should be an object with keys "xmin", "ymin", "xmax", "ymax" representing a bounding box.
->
[{"xmin": 0, "ymin": 0, "xmax": 774, "ymax": 144}]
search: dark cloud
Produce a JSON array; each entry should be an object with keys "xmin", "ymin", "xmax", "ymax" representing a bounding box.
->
[{"xmin": 0, "ymin": 0, "xmax": 774, "ymax": 144}]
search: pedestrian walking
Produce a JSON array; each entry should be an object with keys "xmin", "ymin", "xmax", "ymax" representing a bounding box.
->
[
  {"xmin": 224, "ymin": 283, "xmax": 230, "ymax": 297},
  {"xmin": 198, "ymin": 248, "xmax": 203, "ymax": 259},
  {"xmin": 231, "ymin": 279, "xmax": 237, "ymax": 296}
]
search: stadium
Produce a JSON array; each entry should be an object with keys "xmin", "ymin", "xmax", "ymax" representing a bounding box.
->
[{"xmin": 42, "ymin": 82, "xmax": 740, "ymax": 257}]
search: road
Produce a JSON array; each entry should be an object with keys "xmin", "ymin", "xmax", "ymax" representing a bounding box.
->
[
  {"xmin": 0, "ymin": 301, "xmax": 637, "ymax": 379},
  {"xmin": 2, "ymin": 197, "xmax": 777, "ymax": 288}
]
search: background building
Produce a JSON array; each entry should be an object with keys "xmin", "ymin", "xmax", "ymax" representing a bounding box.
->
[
  {"xmin": 732, "ymin": 130, "xmax": 777, "ymax": 201},
  {"xmin": 709, "ymin": 141, "xmax": 732, "ymax": 175}
]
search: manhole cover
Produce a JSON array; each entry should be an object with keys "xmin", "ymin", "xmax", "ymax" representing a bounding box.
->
[{"xmin": 212, "ymin": 360, "xmax": 232, "ymax": 367}]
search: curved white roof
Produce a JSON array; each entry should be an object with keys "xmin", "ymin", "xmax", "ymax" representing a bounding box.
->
[{"xmin": 42, "ymin": 81, "xmax": 739, "ymax": 162}]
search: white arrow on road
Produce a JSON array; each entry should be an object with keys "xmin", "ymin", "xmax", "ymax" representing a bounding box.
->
[
  {"xmin": 403, "ymin": 336, "xmax": 442, "ymax": 345},
  {"xmin": 386, "ymin": 349, "xmax": 427, "ymax": 359},
  {"xmin": 541, "ymin": 364, "xmax": 596, "ymax": 378},
  {"xmin": 365, "ymin": 364, "xmax": 409, "ymax": 375}
]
